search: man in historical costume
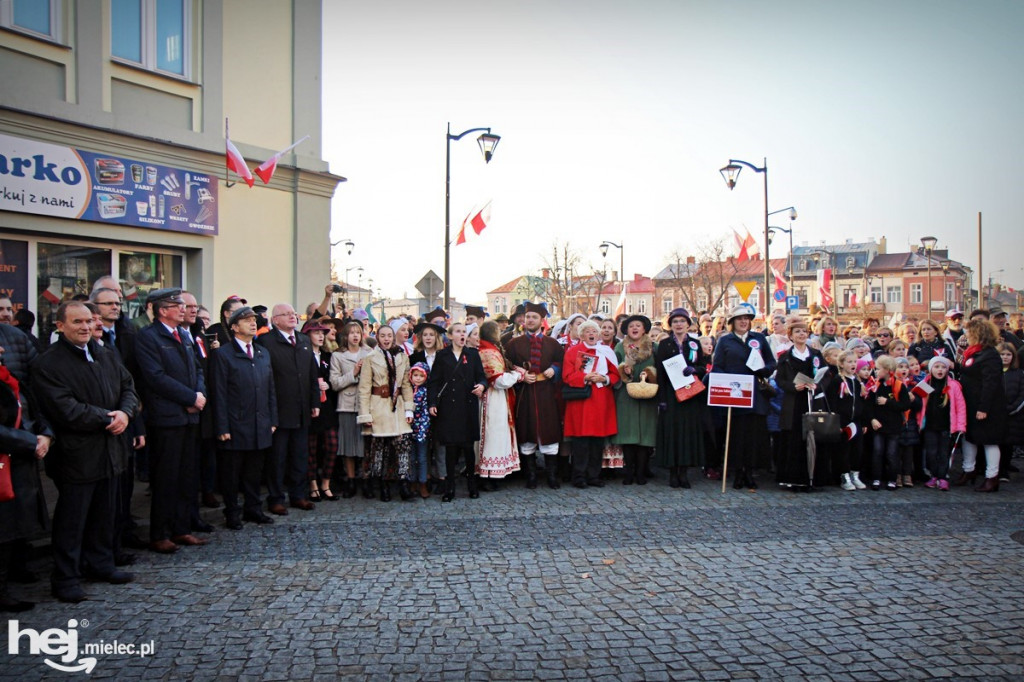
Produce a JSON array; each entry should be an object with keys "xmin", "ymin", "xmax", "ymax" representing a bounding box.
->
[
  {"xmin": 135, "ymin": 288, "xmax": 208, "ymax": 554},
  {"xmin": 32, "ymin": 301, "xmax": 139, "ymax": 602},
  {"xmin": 500, "ymin": 303, "xmax": 526, "ymax": 348},
  {"xmin": 504, "ymin": 302, "xmax": 565, "ymax": 489},
  {"xmin": 464, "ymin": 305, "xmax": 487, "ymax": 327}
]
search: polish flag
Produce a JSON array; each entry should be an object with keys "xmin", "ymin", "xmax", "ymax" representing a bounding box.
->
[
  {"xmin": 455, "ymin": 201, "xmax": 492, "ymax": 245},
  {"xmin": 732, "ymin": 228, "xmax": 755, "ymax": 262},
  {"xmin": 226, "ymin": 137, "xmax": 254, "ymax": 187},
  {"xmin": 42, "ymin": 282, "xmax": 62, "ymax": 304},
  {"xmin": 124, "ymin": 284, "xmax": 138, "ymax": 301},
  {"xmin": 614, "ymin": 283, "xmax": 628, "ymax": 317},
  {"xmin": 849, "ymin": 290, "xmax": 859, "ymax": 308},
  {"xmin": 771, "ymin": 265, "xmax": 787, "ymax": 295},
  {"xmin": 817, "ymin": 268, "xmax": 833, "ymax": 311},
  {"xmin": 254, "ymin": 135, "xmax": 309, "ymax": 185}
]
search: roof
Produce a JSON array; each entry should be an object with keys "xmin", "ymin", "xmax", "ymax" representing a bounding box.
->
[
  {"xmin": 599, "ymin": 275, "xmax": 655, "ymax": 296},
  {"xmin": 792, "ymin": 241, "xmax": 877, "ymax": 256},
  {"xmin": 866, "ymin": 253, "xmax": 911, "ymax": 271},
  {"xmin": 487, "ymin": 276, "xmax": 525, "ymax": 295},
  {"xmin": 653, "ymin": 263, "xmax": 700, "ymax": 280}
]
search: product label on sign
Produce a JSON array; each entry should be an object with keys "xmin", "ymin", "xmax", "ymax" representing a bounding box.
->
[{"xmin": 0, "ymin": 133, "xmax": 217, "ymax": 235}]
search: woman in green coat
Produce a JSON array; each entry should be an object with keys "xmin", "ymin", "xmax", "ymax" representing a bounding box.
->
[{"xmin": 613, "ymin": 315, "xmax": 659, "ymax": 484}]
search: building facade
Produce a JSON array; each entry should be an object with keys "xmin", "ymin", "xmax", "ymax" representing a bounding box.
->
[{"xmin": 0, "ymin": 0, "xmax": 342, "ymax": 339}]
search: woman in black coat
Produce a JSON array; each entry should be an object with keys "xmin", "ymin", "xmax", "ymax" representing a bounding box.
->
[
  {"xmin": 955, "ymin": 319, "xmax": 1006, "ymax": 492},
  {"xmin": 774, "ymin": 319, "xmax": 827, "ymax": 491},
  {"xmin": 427, "ymin": 322, "xmax": 486, "ymax": 502},
  {"xmin": 998, "ymin": 342, "xmax": 1024, "ymax": 481},
  {"xmin": 0, "ymin": 369, "xmax": 50, "ymax": 612}
]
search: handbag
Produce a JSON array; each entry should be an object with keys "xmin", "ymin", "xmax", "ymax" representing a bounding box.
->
[
  {"xmin": 561, "ymin": 384, "xmax": 592, "ymax": 401},
  {"xmin": 801, "ymin": 392, "xmax": 840, "ymax": 442},
  {"xmin": 674, "ymin": 376, "xmax": 705, "ymax": 402}
]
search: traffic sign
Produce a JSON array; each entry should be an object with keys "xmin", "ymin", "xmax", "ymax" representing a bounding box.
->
[
  {"xmin": 786, "ymin": 295, "xmax": 799, "ymax": 310},
  {"xmin": 415, "ymin": 270, "xmax": 444, "ymax": 302},
  {"xmin": 773, "ymin": 289, "xmax": 786, "ymax": 303}
]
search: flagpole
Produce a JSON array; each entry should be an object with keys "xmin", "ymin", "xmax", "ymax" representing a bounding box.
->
[{"xmin": 225, "ymin": 117, "xmax": 235, "ymax": 188}]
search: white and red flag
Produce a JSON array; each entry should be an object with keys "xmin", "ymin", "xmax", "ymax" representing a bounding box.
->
[
  {"xmin": 254, "ymin": 135, "xmax": 310, "ymax": 185},
  {"xmin": 771, "ymin": 265, "xmax": 787, "ymax": 295},
  {"xmin": 226, "ymin": 137, "xmax": 253, "ymax": 188},
  {"xmin": 817, "ymin": 268, "xmax": 833, "ymax": 311},
  {"xmin": 614, "ymin": 283, "xmax": 628, "ymax": 317},
  {"xmin": 732, "ymin": 228, "xmax": 756, "ymax": 262},
  {"xmin": 455, "ymin": 201, "xmax": 492, "ymax": 245}
]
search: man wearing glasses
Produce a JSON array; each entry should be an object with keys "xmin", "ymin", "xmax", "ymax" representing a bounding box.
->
[
  {"xmin": 256, "ymin": 304, "xmax": 320, "ymax": 514},
  {"xmin": 135, "ymin": 289, "xmax": 208, "ymax": 554},
  {"xmin": 941, "ymin": 308, "xmax": 967, "ymax": 361}
]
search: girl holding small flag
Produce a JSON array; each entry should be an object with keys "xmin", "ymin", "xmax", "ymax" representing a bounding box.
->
[
  {"xmin": 916, "ymin": 356, "xmax": 965, "ymax": 490},
  {"xmin": 825, "ymin": 350, "xmax": 868, "ymax": 490}
]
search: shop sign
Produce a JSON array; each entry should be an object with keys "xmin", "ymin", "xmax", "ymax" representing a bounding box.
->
[
  {"xmin": 0, "ymin": 239, "xmax": 29, "ymax": 313},
  {"xmin": 0, "ymin": 133, "xmax": 218, "ymax": 235}
]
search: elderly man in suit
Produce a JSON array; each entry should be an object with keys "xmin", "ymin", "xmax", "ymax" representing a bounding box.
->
[
  {"xmin": 256, "ymin": 303, "xmax": 320, "ymax": 514},
  {"xmin": 135, "ymin": 288, "xmax": 208, "ymax": 554}
]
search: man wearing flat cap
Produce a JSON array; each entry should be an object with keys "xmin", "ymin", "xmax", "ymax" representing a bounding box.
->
[
  {"xmin": 135, "ymin": 288, "xmax": 208, "ymax": 554},
  {"xmin": 504, "ymin": 301, "xmax": 565, "ymax": 489}
]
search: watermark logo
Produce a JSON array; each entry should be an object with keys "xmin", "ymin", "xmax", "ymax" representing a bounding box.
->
[{"xmin": 8, "ymin": 619, "xmax": 155, "ymax": 673}]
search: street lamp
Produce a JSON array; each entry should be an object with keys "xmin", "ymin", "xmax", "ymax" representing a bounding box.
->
[
  {"xmin": 920, "ymin": 236, "xmax": 938, "ymax": 316},
  {"xmin": 720, "ymin": 158, "xmax": 770, "ymax": 319},
  {"xmin": 344, "ymin": 266, "xmax": 363, "ymax": 309},
  {"xmin": 939, "ymin": 259, "xmax": 951, "ymax": 312},
  {"xmin": 599, "ymin": 240, "xmax": 624, "ymax": 313},
  {"xmin": 445, "ymin": 123, "xmax": 501, "ymax": 310}
]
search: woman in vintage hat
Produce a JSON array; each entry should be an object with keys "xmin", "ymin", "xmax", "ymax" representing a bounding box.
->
[
  {"xmin": 654, "ymin": 308, "xmax": 710, "ymax": 488},
  {"xmin": 712, "ymin": 303, "xmax": 777, "ymax": 489},
  {"xmin": 302, "ymin": 319, "xmax": 340, "ymax": 502},
  {"xmin": 613, "ymin": 314, "xmax": 659, "ymax": 485},
  {"xmin": 774, "ymin": 317, "xmax": 827, "ymax": 491}
]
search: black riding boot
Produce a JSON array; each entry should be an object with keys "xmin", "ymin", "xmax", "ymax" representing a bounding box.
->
[
  {"xmin": 622, "ymin": 447, "xmax": 636, "ymax": 485},
  {"xmin": 635, "ymin": 449, "xmax": 649, "ymax": 485},
  {"xmin": 545, "ymin": 455, "xmax": 561, "ymax": 489},
  {"xmin": 379, "ymin": 478, "xmax": 391, "ymax": 502}
]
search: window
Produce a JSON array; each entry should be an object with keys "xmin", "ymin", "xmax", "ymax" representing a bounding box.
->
[
  {"xmin": 846, "ymin": 256, "xmax": 856, "ymax": 270},
  {"xmin": 37, "ymin": 243, "xmax": 112, "ymax": 343},
  {"xmin": 796, "ymin": 288, "xmax": 808, "ymax": 308},
  {"xmin": 600, "ymin": 299, "xmax": 610, "ymax": 314},
  {"xmin": 662, "ymin": 293, "xmax": 673, "ymax": 314},
  {"xmin": 870, "ymin": 286, "xmax": 882, "ymax": 304},
  {"xmin": 638, "ymin": 298, "xmax": 647, "ymax": 314},
  {"xmin": 0, "ymin": 0, "xmax": 61, "ymax": 40},
  {"xmin": 697, "ymin": 294, "xmax": 707, "ymax": 311},
  {"xmin": 886, "ymin": 285, "xmax": 901, "ymax": 304},
  {"xmin": 945, "ymin": 282, "xmax": 956, "ymax": 308},
  {"xmin": 799, "ymin": 260, "xmax": 808, "ymax": 272},
  {"xmin": 118, "ymin": 250, "xmax": 183, "ymax": 319},
  {"xmin": 910, "ymin": 283, "xmax": 922, "ymax": 304},
  {"xmin": 112, "ymin": 0, "xmax": 190, "ymax": 78}
]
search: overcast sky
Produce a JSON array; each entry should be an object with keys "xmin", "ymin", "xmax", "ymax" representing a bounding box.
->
[{"xmin": 322, "ymin": 0, "xmax": 1024, "ymax": 305}]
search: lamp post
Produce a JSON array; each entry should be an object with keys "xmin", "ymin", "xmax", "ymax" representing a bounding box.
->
[
  {"xmin": 445, "ymin": 123, "xmax": 501, "ymax": 311},
  {"xmin": 920, "ymin": 236, "xmax": 937, "ymax": 316},
  {"xmin": 939, "ymin": 259, "xmax": 951, "ymax": 312},
  {"xmin": 720, "ymin": 158, "xmax": 771, "ymax": 319},
  {"xmin": 599, "ymin": 240, "xmax": 624, "ymax": 314},
  {"xmin": 344, "ymin": 266, "xmax": 363, "ymax": 310}
]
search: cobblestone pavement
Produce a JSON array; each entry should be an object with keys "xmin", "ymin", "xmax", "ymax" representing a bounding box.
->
[{"xmin": 4, "ymin": 471, "xmax": 1023, "ymax": 680}]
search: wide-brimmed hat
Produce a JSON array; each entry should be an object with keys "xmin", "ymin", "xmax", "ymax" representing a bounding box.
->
[
  {"xmin": 495, "ymin": 313, "xmax": 509, "ymax": 323},
  {"xmin": 424, "ymin": 306, "xmax": 448, "ymax": 324},
  {"xmin": 300, "ymin": 319, "xmax": 331, "ymax": 334},
  {"xmin": 413, "ymin": 321, "xmax": 447, "ymax": 338},
  {"xmin": 619, "ymin": 314, "xmax": 652, "ymax": 336},
  {"xmin": 726, "ymin": 303, "xmax": 756, "ymax": 323}
]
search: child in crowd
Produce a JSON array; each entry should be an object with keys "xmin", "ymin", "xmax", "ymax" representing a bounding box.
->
[
  {"xmin": 917, "ymin": 356, "xmax": 965, "ymax": 490},
  {"xmin": 867, "ymin": 355, "xmax": 912, "ymax": 490},
  {"xmin": 894, "ymin": 357, "xmax": 922, "ymax": 487},
  {"xmin": 827, "ymin": 350, "xmax": 867, "ymax": 490},
  {"xmin": 408, "ymin": 362, "xmax": 431, "ymax": 499},
  {"xmin": 887, "ymin": 339, "xmax": 908, "ymax": 358}
]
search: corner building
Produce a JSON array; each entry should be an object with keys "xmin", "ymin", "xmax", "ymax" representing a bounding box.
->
[{"xmin": 0, "ymin": 0, "xmax": 342, "ymax": 339}]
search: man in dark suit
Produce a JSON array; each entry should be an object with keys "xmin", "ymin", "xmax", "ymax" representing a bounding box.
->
[
  {"xmin": 31, "ymin": 301, "xmax": 139, "ymax": 602},
  {"xmin": 134, "ymin": 288, "xmax": 208, "ymax": 554},
  {"xmin": 211, "ymin": 307, "xmax": 278, "ymax": 529},
  {"xmin": 181, "ymin": 291, "xmax": 217, "ymax": 532},
  {"xmin": 256, "ymin": 303, "xmax": 320, "ymax": 514}
]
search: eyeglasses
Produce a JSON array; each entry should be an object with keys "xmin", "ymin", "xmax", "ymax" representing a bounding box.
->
[
  {"xmin": 273, "ymin": 312, "xmax": 297, "ymax": 318},
  {"xmin": 877, "ymin": 332, "xmax": 892, "ymax": 338}
]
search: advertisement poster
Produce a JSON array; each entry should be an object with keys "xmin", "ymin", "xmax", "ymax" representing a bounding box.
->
[
  {"xmin": 706, "ymin": 372, "xmax": 755, "ymax": 409},
  {"xmin": 0, "ymin": 132, "xmax": 218, "ymax": 235},
  {"xmin": 0, "ymin": 239, "xmax": 29, "ymax": 312}
]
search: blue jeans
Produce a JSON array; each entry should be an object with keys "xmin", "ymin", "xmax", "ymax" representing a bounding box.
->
[{"xmin": 410, "ymin": 440, "xmax": 429, "ymax": 483}]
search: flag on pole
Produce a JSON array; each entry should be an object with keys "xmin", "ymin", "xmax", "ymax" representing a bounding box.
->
[
  {"xmin": 254, "ymin": 135, "xmax": 310, "ymax": 185},
  {"xmin": 732, "ymin": 228, "xmax": 756, "ymax": 262},
  {"xmin": 817, "ymin": 268, "xmax": 833, "ymax": 311},
  {"xmin": 455, "ymin": 201, "xmax": 492, "ymax": 245},
  {"xmin": 771, "ymin": 265, "xmax": 787, "ymax": 295},
  {"xmin": 226, "ymin": 137, "xmax": 254, "ymax": 187},
  {"xmin": 849, "ymin": 289, "xmax": 859, "ymax": 308},
  {"xmin": 613, "ymin": 283, "xmax": 627, "ymax": 317}
]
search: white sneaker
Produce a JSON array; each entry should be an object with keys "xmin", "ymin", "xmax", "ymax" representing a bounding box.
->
[
  {"xmin": 850, "ymin": 471, "xmax": 867, "ymax": 490},
  {"xmin": 840, "ymin": 473, "xmax": 856, "ymax": 491}
]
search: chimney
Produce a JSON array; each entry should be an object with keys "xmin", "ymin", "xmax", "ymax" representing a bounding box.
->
[
  {"xmin": 878, "ymin": 236, "xmax": 887, "ymax": 254},
  {"xmin": 542, "ymin": 268, "xmax": 550, "ymax": 279},
  {"xmin": 687, "ymin": 256, "xmax": 696, "ymax": 265}
]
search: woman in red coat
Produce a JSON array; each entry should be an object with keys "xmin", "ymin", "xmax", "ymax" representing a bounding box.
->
[{"xmin": 563, "ymin": 320, "xmax": 620, "ymax": 488}]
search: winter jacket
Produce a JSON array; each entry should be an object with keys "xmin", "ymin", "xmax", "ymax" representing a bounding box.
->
[
  {"xmin": 865, "ymin": 378, "xmax": 912, "ymax": 435},
  {"xmin": 135, "ymin": 322, "xmax": 206, "ymax": 427},
  {"xmin": 711, "ymin": 331, "xmax": 777, "ymax": 416},
  {"xmin": 915, "ymin": 376, "xmax": 967, "ymax": 433},
  {"xmin": 960, "ymin": 346, "xmax": 1006, "ymax": 445},
  {"xmin": 358, "ymin": 346, "xmax": 414, "ymax": 437},
  {"xmin": 329, "ymin": 347, "xmax": 370, "ymax": 413},
  {"xmin": 1002, "ymin": 367, "xmax": 1024, "ymax": 446},
  {"xmin": 210, "ymin": 340, "xmax": 278, "ymax": 451}
]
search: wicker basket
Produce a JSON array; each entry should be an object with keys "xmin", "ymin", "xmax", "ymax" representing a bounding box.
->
[{"xmin": 626, "ymin": 373, "xmax": 658, "ymax": 400}]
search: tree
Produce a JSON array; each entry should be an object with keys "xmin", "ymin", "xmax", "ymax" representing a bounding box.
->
[
  {"xmin": 537, "ymin": 240, "xmax": 606, "ymax": 317},
  {"xmin": 662, "ymin": 238, "xmax": 742, "ymax": 316}
]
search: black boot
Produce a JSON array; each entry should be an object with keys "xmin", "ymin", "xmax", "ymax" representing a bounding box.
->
[
  {"xmin": 342, "ymin": 478, "xmax": 357, "ymax": 499},
  {"xmin": 559, "ymin": 452, "xmax": 573, "ymax": 483},
  {"xmin": 0, "ymin": 544, "xmax": 34, "ymax": 613},
  {"xmin": 733, "ymin": 468, "xmax": 745, "ymax": 490},
  {"xmin": 442, "ymin": 478, "xmax": 455, "ymax": 502},
  {"xmin": 361, "ymin": 477, "xmax": 375, "ymax": 499},
  {"xmin": 635, "ymin": 449, "xmax": 649, "ymax": 486},
  {"xmin": 525, "ymin": 455, "xmax": 538, "ymax": 489},
  {"xmin": 468, "ymin": 474, "xmax": 480, "ymax": 499},
  {"xmin": 622, "ymin": 448, "xmax": 636, "ymax": 485},
  {"xmin": 379, "ymin": 478, "xmax": 391, "ymax": 502},
  {"xmin": 398, "ymin": 481, "xmax": 413, "ymax": 501},
  {"xmin": 679, "ymin": 467, "xmax": 691, "ymax": 489},
  {"xmin": 545, "ymin": 455, "xmax": 561, "ymax": 489},
  {"xmin": 669, "ymin": 467, "xmax": 681, "ymax": 488}
]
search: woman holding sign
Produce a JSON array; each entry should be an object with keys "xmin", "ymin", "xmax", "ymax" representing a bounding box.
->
[
  {"xmin": 711, "ymin": 304, "xmax": 777, "ymax": 489},
  {"xmin": 654, "ymin": 308, "xmax": 709, "ymax": 488},
  {"xmin": 774, "ymin": 318, "xmax": 827, "ymax": 491}
]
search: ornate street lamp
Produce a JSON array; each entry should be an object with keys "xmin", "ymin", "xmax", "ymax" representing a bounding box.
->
[{"xmin": 720, "ymin": 158, "xmax": 770, "ymax": 319}]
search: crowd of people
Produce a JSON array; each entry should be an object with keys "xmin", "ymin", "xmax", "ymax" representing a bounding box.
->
[{"xmin": 1, "ymin": 279, "xmax": 1022, "ymax": 611}]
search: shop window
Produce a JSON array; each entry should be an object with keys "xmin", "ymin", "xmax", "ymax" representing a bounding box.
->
[
  {"xmin": 111, "ymin": 0, "xmax": 190, "ymax": 78},
  {"xmin": 37, "ymin": 243, "xmax": 112, "ymax": 343},
  {"xmin": 119, "ymin": 250, "xmax": 183, "ymax": 320},
  {"xmin": 1, "ymin": 0, "xmax": 62, "ymax": 41}
]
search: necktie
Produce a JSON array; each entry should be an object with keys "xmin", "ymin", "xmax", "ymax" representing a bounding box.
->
[
  {"xmin": 246, "ymin": 343, "xmax": 253, "ymax": 359},
  {"xmin": 288, "ymin": 335, "xmax": 296, "ymax": 347},
  {"xmin": 106, "ymin": 327, "xmax": 116, "ymax": 345},
  {"xmin": 172, "ymin": 329, "xmax": 181, "ymax": 343}
]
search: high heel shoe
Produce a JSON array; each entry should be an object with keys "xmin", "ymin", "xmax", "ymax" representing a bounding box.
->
[
  {"xmin": 309, "ymin": 488, "xmax": 321, "ymax": 502},
  {"xmin": 321, "ymin": 487, "xmax": 338, "ymax": 501}
]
